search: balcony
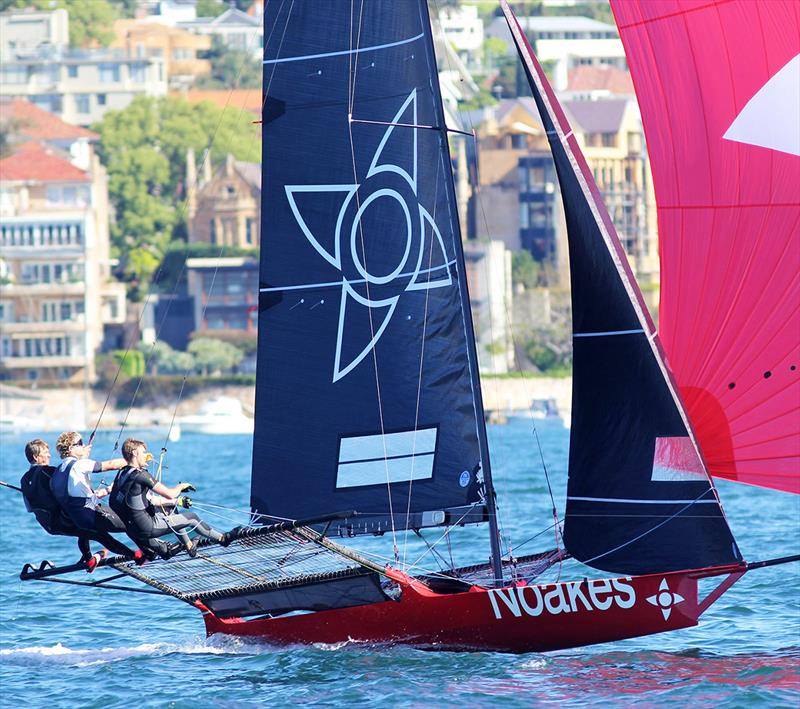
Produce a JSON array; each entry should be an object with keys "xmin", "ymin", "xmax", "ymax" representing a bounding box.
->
[
  {"xmin": 0, "ymin": 355, "xmax": 86, "ymax": 369},
  {"xmin": 1, "ymin": 319, "xmax": 86, "ymax": 334},
  {"xmin": 1, "ymin": 282, "xmax": 85, "ymax": 296}
]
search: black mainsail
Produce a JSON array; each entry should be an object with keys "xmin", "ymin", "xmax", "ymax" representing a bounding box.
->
[{"xmin": 253, "ymin": 1, "xmax": 498, "ymax": 547}]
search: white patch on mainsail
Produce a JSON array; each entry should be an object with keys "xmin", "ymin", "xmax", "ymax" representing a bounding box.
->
[{"xmin": 336, "ymin": 427, "xmax": 437, "ymax": 488}]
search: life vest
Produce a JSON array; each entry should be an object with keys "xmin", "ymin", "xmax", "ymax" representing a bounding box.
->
[
  {"xmin": 20, "ymin": 465, "xmax": 71, "ymax": 535},
  {"xmin": 109, "ymin": 466, "xmax": 151, "ymax": 521},
  {"xmin": 50, "ymin": 459, "xmax": 94, "ymax": 529}
]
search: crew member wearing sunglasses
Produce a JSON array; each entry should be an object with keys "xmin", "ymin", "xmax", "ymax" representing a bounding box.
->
[{"xmin": 50, "ymin": 431, "xmax": 141, "ymax": 562}]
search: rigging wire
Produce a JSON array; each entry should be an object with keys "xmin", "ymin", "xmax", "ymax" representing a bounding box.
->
[
  {"xmin": 104, "ymin": 0, "xmax": 295, "ymax": 460},
  {"xmin": 345, "ymin": 0, "xmax": 400, "ymax": 564}
]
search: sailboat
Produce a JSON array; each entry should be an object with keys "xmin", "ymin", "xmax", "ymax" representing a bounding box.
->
[{"xmin": 19, "ymin": 0, "xmax": 798, "ymax": 653}]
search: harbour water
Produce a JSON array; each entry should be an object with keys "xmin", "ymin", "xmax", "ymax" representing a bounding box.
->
[{"xmin": 1, "ymin": 420, "xmax": 798, "ymax": 708}]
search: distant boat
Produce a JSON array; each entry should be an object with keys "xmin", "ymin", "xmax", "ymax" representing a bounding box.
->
[
  {"xmin": 178, "ymin": 397, "xmax": 253, "ymax": 435},
  {"xmin": 507, "ymin": 398, "xmax": 561, "ymax": 420}
]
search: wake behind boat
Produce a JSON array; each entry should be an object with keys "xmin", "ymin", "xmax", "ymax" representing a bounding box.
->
[{"xmin": 17, "ymin": 0, "xmax": 799, "ymax": 653}]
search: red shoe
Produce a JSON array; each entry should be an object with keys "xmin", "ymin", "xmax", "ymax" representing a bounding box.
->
[
  {"xmin": 133, "ymin": 549, "xmax": 146, "ymax": 566},
  {"xmin": 85, "ymin": 550, "xmax": 108, "ymax": 573}
]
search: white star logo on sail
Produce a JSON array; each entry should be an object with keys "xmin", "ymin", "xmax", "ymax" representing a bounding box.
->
[
  {"xmin": 646, "ymin": 578, "xmax": 685, "ymax": 621},
  {"xmin": 284, "ymin": 90, "xmax": 454, "ymax": 383}
]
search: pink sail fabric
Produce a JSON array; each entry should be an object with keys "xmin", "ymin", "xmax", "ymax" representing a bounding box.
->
[{"xmin": 610, "ymin": 0, "xmax": 800, "ymax": 494}]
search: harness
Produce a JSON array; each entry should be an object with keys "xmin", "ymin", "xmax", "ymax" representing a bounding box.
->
[
  {"xmin": 50, "ymin": 459, "xmax": 81, "ymax": 512},
  {"xmin": 110, "ymin": 466, "xmax": 151, "ymax": 519},
  {"xmin": 21, "ymin": 465, "xmax": 69, "ymax": 534}
]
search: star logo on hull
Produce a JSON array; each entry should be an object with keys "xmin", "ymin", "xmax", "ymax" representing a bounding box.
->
[
  {"xmin": 284, "ymin": 90, "xmax": 454, "ymax": 382},
  {"xmin": 646, "ymin": 578, "xmax": 685, "ymax": 621}
]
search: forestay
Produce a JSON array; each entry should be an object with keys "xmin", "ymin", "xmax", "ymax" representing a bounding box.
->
[
  {"xmin": 609, "ymin": 0, "xmax": 800, "ymax": 495},
  {"xmin": 503, "ymin": 3, "xmax": 742, "ymax": 575},
  {"xmin": 253, "ymin": 2, "xmax": 490, "ymax": 534}
]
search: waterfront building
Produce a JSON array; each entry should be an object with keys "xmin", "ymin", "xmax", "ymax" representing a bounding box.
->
[
  {"xmin": 110, "ymin": 19, "xmax": 212, "ymax": 89},
  {"xmin": 178, "ymin": 7, "xmax": 263, "ymax": 58},
  {"xmin": 470, "ymin": 94, "xmax": 657, "ymax": 284},
  {"xmin": 185, "ymin": 257, "xmax": 259, "ymax": 336},
  {"xmin": 0, "ymin": 109, "xmax": 125, "ymax": 383},
  {"xmin": 464, "ymin": 241, "xmax": 515, "ymax": 374},
  {"xmin": 0, "ymin": 4, "xmax": 167, "ymax": 126},
  {"xmin": 486, "ymin": 15, "xmax": 626, "ymax": 91},
  {"xmin": 187, "ymin": 153, "xmax": 261, "ymax": 248},
  {"xmin": 438, "ymin": 5, "xmax": 484, "ymax": 70}
]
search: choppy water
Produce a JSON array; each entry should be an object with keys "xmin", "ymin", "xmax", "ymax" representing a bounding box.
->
[{"xmin": 1, "ymin": 420, "xmax": 798, "ymax": 707}]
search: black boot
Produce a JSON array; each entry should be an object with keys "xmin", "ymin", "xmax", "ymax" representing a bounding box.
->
[{"xmin": 220, "ymin": 526, "xmax": 245, "ymax": 547}]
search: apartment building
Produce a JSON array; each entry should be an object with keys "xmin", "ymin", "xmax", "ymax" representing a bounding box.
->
[
  {"xmin": 471, "ymin": 94, "xmax": 658, "ymax": 284},
  {"xmin": 0, "ymin": 104, "xmax": 125, "ymax": 383},
  {"xmin": 111, "ymin": 19, "xmax": 211, "ymax": 89},
  {"xmin": 486, "ymin": 15, "xmax": 626, "ymax": 91},
  {"xmin": 0, "ymin": 6, "xmax": 167, "ymax": 126},
  {"xmin": 472, "ymin": 99, "xmax": 568, "ymax": 281},
  {"xmin": 0, "ymin": 49, "xmax": 167, "ymax": 127},
  {"xmin": 464, "ymin": 241, "xmax": 515, "ymax": 374}
]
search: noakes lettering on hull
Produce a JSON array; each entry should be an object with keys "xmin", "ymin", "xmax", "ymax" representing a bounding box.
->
[{"xmin": 488, "ymin": 578, "xmax": 636, "ymax": 619}]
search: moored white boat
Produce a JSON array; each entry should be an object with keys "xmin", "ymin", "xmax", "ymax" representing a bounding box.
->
[{"xmin": 178, "ymin": 397, "xmax": 253, "ymax": 435}]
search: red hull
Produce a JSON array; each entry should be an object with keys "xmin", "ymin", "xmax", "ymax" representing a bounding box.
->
[{"xmin": 200, "ymin": 565, "xmax": 744, "ymax": 653}]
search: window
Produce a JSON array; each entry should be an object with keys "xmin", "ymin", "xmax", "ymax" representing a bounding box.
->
[
  {"xmin": 129, "ymin": 63, "xmax": 146, "ymax": 83},
  {"xmin": 245, "ymin": 217, "xmax": 255, "ymax": 245},
  {"xmin": 67, "ymin": 65, "xmax": 78, "ymax": 78},
  {"xmin": 75, "ymin": 94, "xmax": 90, "ymax": 113},
  {"xmin": 31, "ymin": 94, "xmax": 61, "ymax": 113},
  {"xmin": 210, "ymin": 220, "xmax": 217, "ymax": 245},
  {"xmin": 0, "ymin": 64, "xmax": 27, "ymax": 84},
  {"xmin": 99, "ymin": 63, "xmax": 120, "ymax": 83},
  {"xmin": 602, "ymin": 133, "xmax": 617, "ymax": 147},
  {"xmin": 97, "ymin": 93, "xmax": 107, "ymax": 106}
]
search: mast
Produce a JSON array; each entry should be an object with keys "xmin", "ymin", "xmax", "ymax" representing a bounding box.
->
[{"xmin": 419, "ymin": 0, "xmax": 504, "ymax": 586}]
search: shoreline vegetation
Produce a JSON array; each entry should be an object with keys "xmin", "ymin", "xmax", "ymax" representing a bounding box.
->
[{"xmin": 1, "ymin": 374, "xmax": 573, "ymax": 427}]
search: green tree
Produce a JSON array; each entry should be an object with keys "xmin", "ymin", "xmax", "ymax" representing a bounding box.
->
[
  {"xmin": 1, "ymin": 0, "xmax": 116, "ymax": 47},
  {"xmin": 511, "ymin": 250, "xmax": 540, "ymax": 290},
  {"xmin": 188, "ymin": 337, "xmax": 244, "ymax": 376},
  {"xmin": 94, "ymin": 96, "xmax": 260, "ymax": 293},
  {"xmin": 140, "ymin": 340, "xmax": 195, "ymax": 375},
  {"xmin": 196, "ymin": 0, "xmax": 226, "ymax": 15},
  {"xmin": 196, "ymin": 37, "xmax": 262, "ymax": 90}
]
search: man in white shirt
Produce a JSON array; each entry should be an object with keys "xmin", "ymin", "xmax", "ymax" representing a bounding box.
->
[{"xmin": 51, "ymin": 431, "xmax": 140, "ymax": 561}]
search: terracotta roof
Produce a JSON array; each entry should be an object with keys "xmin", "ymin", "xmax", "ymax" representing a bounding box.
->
[
  {"xmin": 567, "ymin": 65, "xmax": 634, "ymax": 95},
  {"xmin": 0, "ymin": 98, "xmax": 97, "ymax": 141},
  {"xmin": 0, "ymin": 142, "xmax": 90, "ymax": 183},
  {"xmin": 174, "ymin": 89, "xmax": 263, "ymax": 115}
]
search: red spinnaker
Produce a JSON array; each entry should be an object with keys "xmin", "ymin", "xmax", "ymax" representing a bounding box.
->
[{"xmin": 610, "ymin": 0, "xmax": 800, "ymax": 494}]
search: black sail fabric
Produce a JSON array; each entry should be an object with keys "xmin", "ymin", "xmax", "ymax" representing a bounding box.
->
[
  {"xmin": 502, "ymin": 3, "xmax": 741, "ymax": 574},
  {"xmin": 252, "ymin": 2, "xmax": 488, "ymax": 533}
]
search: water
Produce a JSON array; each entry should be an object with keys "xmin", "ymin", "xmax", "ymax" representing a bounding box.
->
[{"xmin": 1, "ymin": 421, "xmax": 798, "ymax": 707}]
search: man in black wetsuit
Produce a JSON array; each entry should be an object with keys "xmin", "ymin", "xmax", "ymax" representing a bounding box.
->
[
  {"xmin": 21, "ymin": 439, "xmax": 133, "ymax": 571},
  {"xmin": 110, "ymin": 438, "xmax": 231, "ymax": 559}
]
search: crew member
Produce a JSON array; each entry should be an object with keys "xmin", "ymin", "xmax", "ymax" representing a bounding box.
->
[
  {"xmin": 51, "ymin": 431, "xmax": 140, "ymax": 561},
  {"xmin": 110, "ymin": 438, "xmax": 232, "ymax": 558},
  {"xmin": 20, "ymin": 439, "xmax": 104, "ymax": 570}
]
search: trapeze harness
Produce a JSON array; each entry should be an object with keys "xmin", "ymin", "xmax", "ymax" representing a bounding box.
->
[
  {"xmin": 50, "ymin": 459, "xmax": 96, "ymax": 530},
  {"xmin": 109, "ymin": 466, "xmax": 224, "ymax": 553},
  {"xmin": 21, "ymin": 464, "xmax": 78, "ymax": 536}
]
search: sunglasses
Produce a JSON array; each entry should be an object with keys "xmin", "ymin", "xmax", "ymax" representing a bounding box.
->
[{"xmin": 71, "ymin": 438, "xmax": 84, "ymax": 447}]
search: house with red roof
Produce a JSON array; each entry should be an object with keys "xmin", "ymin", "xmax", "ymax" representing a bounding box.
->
[{"xmin": 0, "ymin": 104, "xmax": 126, "ymax": 384}]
